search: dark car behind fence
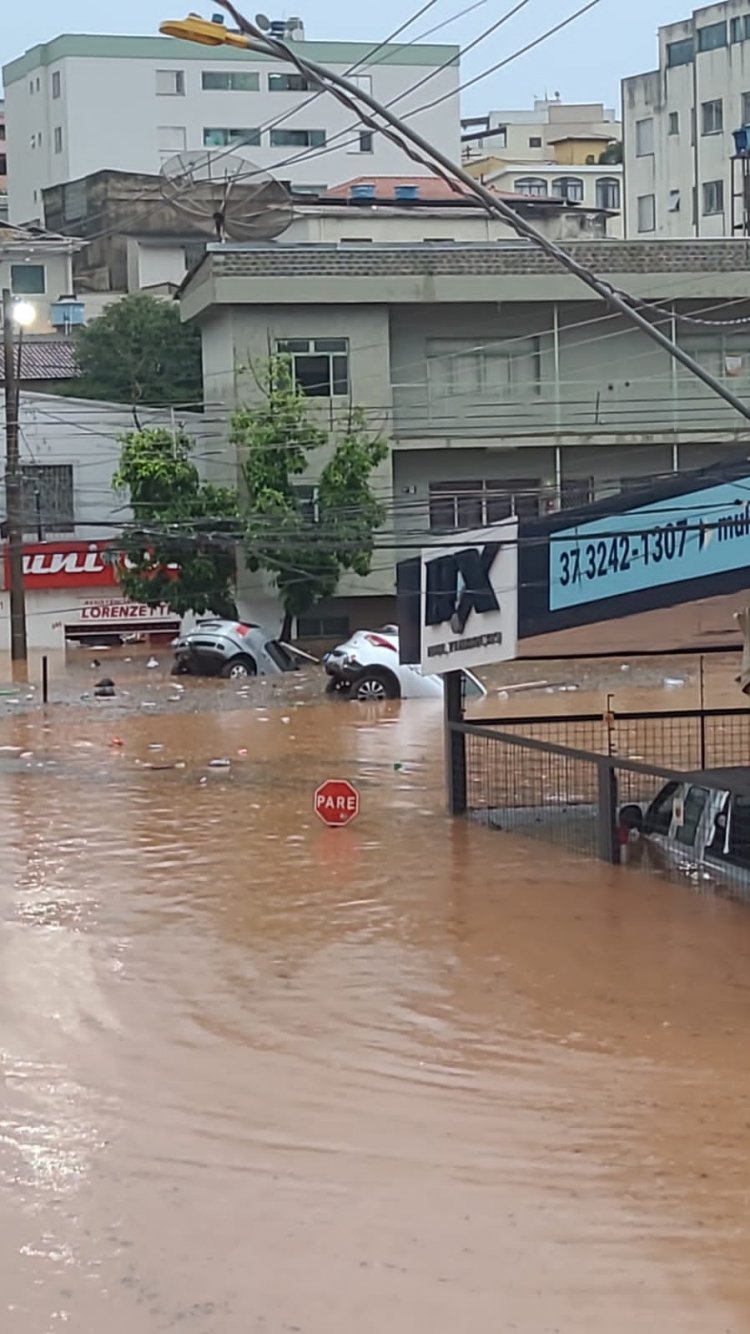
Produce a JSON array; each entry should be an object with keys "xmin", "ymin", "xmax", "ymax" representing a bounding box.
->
[{"xmin": 449, "ymin": 707, "xmax": 750, "ymax": 899}]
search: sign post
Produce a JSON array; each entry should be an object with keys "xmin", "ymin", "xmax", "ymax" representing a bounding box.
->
[{"xmin": 314, "ymin": 778, "xmax": 360, "ymax": 828}]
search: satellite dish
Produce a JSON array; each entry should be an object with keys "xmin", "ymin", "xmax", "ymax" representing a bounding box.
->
[
  {"xmin": 255, "ymin": 13, "xmax": 271, "ymax": 29},
  {"xmin": 160, "ymin": 150, "xmax": 293, "ymax": 242}
]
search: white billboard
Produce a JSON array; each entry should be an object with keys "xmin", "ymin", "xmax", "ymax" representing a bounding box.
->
[{"xmin": 420, "ymin": 519, "xmax": 518, "ymax": 674}]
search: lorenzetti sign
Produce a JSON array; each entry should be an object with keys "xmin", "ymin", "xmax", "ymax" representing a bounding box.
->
[{"xmin": 420, "ymin": 519, "xmax": 518, "ymax": 673}]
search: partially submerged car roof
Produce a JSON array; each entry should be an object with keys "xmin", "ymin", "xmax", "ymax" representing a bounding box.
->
[{"xmin": 681, "ymin": 766, "xmax": 750, "ymax": 794}]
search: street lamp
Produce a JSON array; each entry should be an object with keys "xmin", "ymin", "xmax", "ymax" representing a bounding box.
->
[
  {"xmin": 159, "ymin": 14, "xmax": 251, "ymax": 47},
  {"xmin": 2, "ymin": 291, "xmax": 35, "ymax": 661}
]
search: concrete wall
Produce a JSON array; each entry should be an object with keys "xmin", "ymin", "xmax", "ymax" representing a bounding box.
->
[{"xmin": 4, "ymin": 36, "xmax": 460, "ymax": 224}]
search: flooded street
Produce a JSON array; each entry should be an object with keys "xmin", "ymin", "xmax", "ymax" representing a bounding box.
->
[{"xmin": 1, "ymin": 662, "xmax": 750, "ymax": 1331}]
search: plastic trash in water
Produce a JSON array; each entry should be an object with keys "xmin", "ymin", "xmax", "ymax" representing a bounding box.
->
[
  {"xmin": 663, "ymin": 677, "xmax": 686, "ymax": 688},
  {"xmin": 209, "ymin": 758, "xmax": 231, "ymax": 769},
  {"xmin": 142, "ymin": 702, "xmax": 157, "ymax": 710},
  {"xmin": 146, "ymin": 657, "xmax": 159, "ymax": 669},
  {"xmin": 620, "ymin": 664, "xmax": 630, "ymax": 672},
  {"xmin": 95, "ymin": 678, "xmax": 116, "ymax": 698},
  {"xmin": 148, "ymin": 743, "xmax": 164, "ymax": 751},
  {"xmin": 110, "ymin": 738, "xmax": 125, "ymax": 748}
]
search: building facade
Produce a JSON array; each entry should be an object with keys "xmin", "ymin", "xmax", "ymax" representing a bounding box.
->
[
  {"xmin": 465, "ymin": 160, "xmax": 623, "ymax": 236},
  {"xmin": 0, "ymin": 220, "xmax": 84, "ymax": 332},
  {"xmin": 178, "ymin": 238, "xmax": 750, "ymax": 632},
  {"xmin": 461, "ymin": 99, "xmax": 620, "ymax": 164},
  {"xmin": 2, "ymin": 33, "xmax": 460, "ymax": 225},
  {"xmin": 623, "ymin": 0, "xmax": 750, "ymax": 238}
]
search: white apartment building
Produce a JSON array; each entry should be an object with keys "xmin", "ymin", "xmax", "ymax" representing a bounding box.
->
[
  {"xmin": 623, "ymin": 0, "xmax": 750, "ymax": 238},
  {"xmin": 1, "ymin": 31, "xmax": 461, "ymax": 226},
  {"xmin": 461, "ymin": 99, "xmax": 620, "ymax": 164}
]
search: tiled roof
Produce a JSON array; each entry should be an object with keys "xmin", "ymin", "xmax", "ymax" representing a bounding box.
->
[
  {"xmin": 322, "ymin": 175, "xmax": 472, "ymax": 201},
  {"xmin": 0, "ymin": 335, "xmax": 77, "ymax": 381}
]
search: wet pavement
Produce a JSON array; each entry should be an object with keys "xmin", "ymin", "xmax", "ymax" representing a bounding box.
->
[{"xmin": 0, "ymin": 654, "xmax": 750, "ymax": 1330}]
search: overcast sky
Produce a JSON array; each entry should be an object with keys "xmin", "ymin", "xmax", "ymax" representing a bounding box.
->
[{"xmin": 1, "ymin": 0, "xmax": 692, "ymax": 111}]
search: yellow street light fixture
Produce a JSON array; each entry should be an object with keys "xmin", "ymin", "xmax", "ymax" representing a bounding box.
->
[{"xmin": 159, "ymin": 14, "xmax": 251, "ymax": 48}]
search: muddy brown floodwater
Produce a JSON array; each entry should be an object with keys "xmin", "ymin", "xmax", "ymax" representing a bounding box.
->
[{"xmin": 2, "ymin": 665, "xmax": 750, "ymax": 1332}]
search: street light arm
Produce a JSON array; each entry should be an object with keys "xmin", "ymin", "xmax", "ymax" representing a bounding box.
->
[{"xmin": 207, "ymin": 0, "xmax": 750, "ymax": 427}]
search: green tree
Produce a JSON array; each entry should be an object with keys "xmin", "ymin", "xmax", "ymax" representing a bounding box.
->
[
  {"xmin": 230, "ymin": 356, "xmax": 388, "ymax": 637},
  {"xmin": 599, "ymin": 140, "xmax": 623, "ymax": 165},
  {"xmin": 70, "ymin": 295, "xmax": 203, "ymax": 409},
  {"xmin": 113, "ymin": 426, "xmax": 239, "ymax": 617}
]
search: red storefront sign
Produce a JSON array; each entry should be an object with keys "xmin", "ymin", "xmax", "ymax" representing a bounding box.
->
[{"xmin": 3, "ymin": 541, "xmax": 180, "ymax": 590}]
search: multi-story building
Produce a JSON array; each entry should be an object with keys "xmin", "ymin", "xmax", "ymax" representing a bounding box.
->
[
  {"xmin": 2, "ymin": 30, "xmax": 461, "ymax": 225},
  {"xmin": 0, "ymin": 102, "xmax": 7, "ymax": 218},
  {"xmin": 623, "ymin": 0, "xmax": 750, "ymax": 238},
  {"xmin": 463, "ymin": 160, "xmax": 623, "ymax": 236},
  {"xmin": 461, "ymin": 99, "xmax": 620, "ymax": 165},
  {"xmin": 178, "ymin": 236, "xmax": 750, "ymax": 632},
  {"xmin": 0, "ymin": 219, "xmax": 85, "ymax": 332}
]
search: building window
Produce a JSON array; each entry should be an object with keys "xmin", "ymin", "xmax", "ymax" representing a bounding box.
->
[
  {"xmin": 29, "ymin": 80, "xmax": 34, "ymax": 95},
  {"xmin": 596, "ymin": 176, "xmax": 620, "ymax": 210},
  {"xmin": 513, "ymin": 176, "xmax": 548, "ymax": 196},
  {"xmin": 51, "ymin": 70, "xmax": 61, "ymax": 99},
  {"xmin": 0, "ymin": 156, "xmax": 6, "ymax": 177},
  {"xmin": 669, "ymin": 188, "xmax": 681, "ymax": 212},
  {"xmin": 201, "ymin": 70, "xmax": 259, "ymax": 91},
  {"xmin": 268, "ymin": 72, "xmax": 312, "ymax": 92},
  {"xmin": 0, "ymin": 123, "xmax": 5, "ymax": 140},
  {"xmin": 637, "ymin": 193, "xmax": 656, "ymax": 232},
  {"xmin": 743, "ymin": 91, "xmax": 750, "ymax": 126},
  {"xmin": 560, "ymin": 477, "xmax": 594, "ymax": 509},
  {"xmin": 297, "ymin": 614, "xmax": 350, "ymax": 638},
  {"xmin": 428, "ymin": 480, "xmax": 541, "ymax": 531},
  {"xmin": 731, "ymin": 15, "xmax": 750, "ymax": 42},
  {"xmin": 697, "ymin": 20, "xmax": 727, "ymax": 52},
  {"xmin": 668, "ymin": 110, "xmax": 679, "ymax": 135},
  {"xmin": 156, "ymin": 69, "xmax": 185, "ymax": 96},
  {"xmin": 11, "ymin": 263, "xmax": 46, "ymax": 294},
  {"xmin": 635, "ymin": 117, "xmax": 654, "ymax": 156},
  {"xmin": 203, "ymin": 126, "xmax": 261, "ymax": 147},
  {"xmin": 529, "ymin": 135, "xmax": 542, "ymax": 147},
  {"xmin": 53, "ymin": 126, "xmax": 63, "ymax": 154},
  {"xmin": 426, "ymin": 336, "xmax": 541, "ymax": 400},
  {"xmin": 349, "ymin": 74, "xmax": 372, "ymax": 95},
  {"xmin": 292, "ymin": 484, "xmax": 319, "ymax": 522},
  {"xmin": 277, "ymin": 338, "xmax": 349, "ymax": 396},
  {"xmin": 21, "ymin": 465, "xmax": 74, "ymax": 535},
  {"xmin": 703, "ymin": 179, "xmax": 725, "ymax": 214},
  {"xmin": 701, "ymin": 98, "xmax": 723, "ymax": 135},
  {"xmin": 157, "ymin": 125, "xmax": 187, "ymax": 153},
  {"xmin": 552, "ymin": 176, "xmax": 584, "ymax": 201},
  {"xmin": 270, "ymin": 127, "xmax": 326, "ymax": 148},
  {"xmin": 357, "ymin": 131, "xmax": 374, "ymax": 153}
]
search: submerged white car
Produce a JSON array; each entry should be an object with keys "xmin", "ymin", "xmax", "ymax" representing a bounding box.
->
[{"xmin": 323, "ymin": 627, "xmax": 486, "ymax": 702}]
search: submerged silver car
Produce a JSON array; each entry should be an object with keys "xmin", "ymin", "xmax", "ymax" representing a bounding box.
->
[{"xmin": 172, "ymin": 619, "xmax": 300, "ymax": 680}]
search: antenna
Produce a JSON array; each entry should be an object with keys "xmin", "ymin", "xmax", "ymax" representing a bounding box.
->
[
  {"xmin": 160, "ymin": 151, "xmax": 293, "ymax": 242},
  {"xmin": 255, "ymin": 12, "xmax": 271, "ymax": 29}
]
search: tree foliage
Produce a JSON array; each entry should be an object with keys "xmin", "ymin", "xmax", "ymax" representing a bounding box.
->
[
  {"xmin": 230, "ymin": 356, "xmax": 387, "ymax": 630},
  {"xmin": 70, "ymin": 295, "xmax": 203, "ymax": 408},
  {"xmin": 113, "ymin": 427, "xmax": 239, "ymax": 617}
]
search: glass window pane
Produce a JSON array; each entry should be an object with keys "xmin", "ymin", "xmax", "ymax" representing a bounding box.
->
[
  {"xmin": 675, "ymin": 787, "xmax": 710, "ymax": 845},
  {"xmin": 314, "ymin": 338, "xmax": 347, "ymax": 352},
  {"xmin": 331, "ymin": 355, "xmax": 349, "ymax": 395},
  {"xmin": 645, "ymin": 782, "xmax": 679, "ymax": 835},
  {"xmin": 728, "ymin": 795, "xmax": 750, "ymax": 863},
  {"xmin": 294, "ymin": 354, "xmax": 331, "ymax": 395},
  {"xmin": 697, "ymin": 21, "xmax": 727, "ymax": 51},
  {"xmin": 277, "ymin": 339, "xmax": 311, "ymax": 353},
  {"xmin": 11, "ymin": 263, "xmax": 45, "ymax": 294}
]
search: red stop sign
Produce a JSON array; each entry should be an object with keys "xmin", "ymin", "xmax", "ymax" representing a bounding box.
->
[{"xmin": 314, "ymin": 778, "xmax": 360, "ymax": 828}]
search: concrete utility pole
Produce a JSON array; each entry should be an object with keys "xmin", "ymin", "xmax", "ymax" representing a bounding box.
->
[{"xmin": 3, "ymin": 289, "xmax": 28, "ymax": 661}]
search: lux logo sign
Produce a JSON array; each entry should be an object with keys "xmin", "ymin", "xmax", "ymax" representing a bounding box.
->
[{"xmin": 425, "ymin": 544, "xmax": 501, "ymax": 634}]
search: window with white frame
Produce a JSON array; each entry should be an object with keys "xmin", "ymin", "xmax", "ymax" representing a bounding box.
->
[
  {"xmin": 637, "ymin": 193, "xmax": 656, "ymax": 232},
  {"xmin": 697, "ymin": 20, "xmax": 727, "ymax": 51},
  {"xmin": 11, "ymin": 263, "xmax": 45, "ymax": 294},
  {"xmin": 268, "ymin": 72, "xmax": 312, "ymax": 92},
  {"xmin": 703, "ymin": 178, "xmax": 724, "ymax": 214},
  {"xmin": 428, "ymin": 479, "xmax": 541, "ymax": 531},
  {"xmin": 349, "ymin": 74, "xmax": 372, "ymax": 95},
  {"xmin": 596, "ymin": 177, "xmax": 620, "ymax": 210},
  {"xmin": 156, "ymin": 68, "xmax": 185, "ymax": 96},
  {"xmin": 426, "ymin": 337, "xmax": 541, "ymax": 401},
  {"xmin": 552, "ymin": 176, "xmax": 584, "ymax": 202},
  {"xmin": 21, "ymin": 465, "xmax": 74, "ymax": 534},
  {"xmin": 732, "ymin": 14, "xmax": 750, "ymax": 42},
  {"xmin": 201, "ymin": 70, "xmax": 259, "ymax": 91},
  {"xmin": 701, "ymin": 98, "xmax": 723, "ymax": 135},
  {"xmin": 270, "ymin": 127, "xmax": 326, "ymax": 148},
  {"xmin": 635, "ymin": 117, "xmax": 654, "ymax": 156},
  {"xmin": 203, "ymin": 126, "xmax": 261, "ymax": 147},
  {"xmin": 157, "ymin": 125, "xmax": 187, "ymax": 154},
  {"xmin": 277, "ymin": 338, "xmax": 349, "ymax": 396},
  {"xmin": 514, "ymin": 176, "xmax": 548, "ymax": 196}
]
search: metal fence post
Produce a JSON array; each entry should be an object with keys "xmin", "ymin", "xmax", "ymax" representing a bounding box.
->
[
  {"xmin": 444, "ymin": 669, "xmax": 467, "ymax": 816},
  {"xmin": 597, "ymin": 760, "xmax": 620, "ymax": 865}
]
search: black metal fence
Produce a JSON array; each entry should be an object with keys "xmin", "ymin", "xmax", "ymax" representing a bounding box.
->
[{"xmin": 448, "ymin": 706, "xmax": 750, "ymax": 901}]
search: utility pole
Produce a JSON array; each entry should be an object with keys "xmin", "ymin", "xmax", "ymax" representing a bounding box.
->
[{"xmin": 3, "ymin": 289, "xmax": 28, "ymax": 661}]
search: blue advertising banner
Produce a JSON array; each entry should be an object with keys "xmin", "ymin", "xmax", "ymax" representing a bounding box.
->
[{"xmin": 549, "ymin": 477, "xmax": 750, "ymax": 611}]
